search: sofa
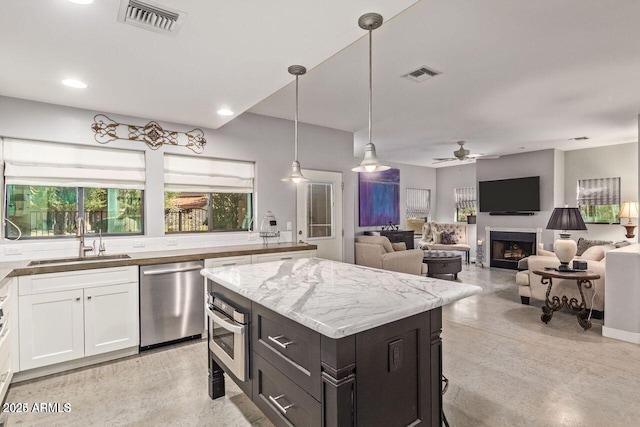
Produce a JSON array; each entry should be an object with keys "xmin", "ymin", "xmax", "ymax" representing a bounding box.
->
[
  {"xmin": 355, "ymin": 235, "xmax": 426, "ymax": 275},
  {"xmin": 418, "ymin": 222, "xmax": 471, "ymax": 263}
]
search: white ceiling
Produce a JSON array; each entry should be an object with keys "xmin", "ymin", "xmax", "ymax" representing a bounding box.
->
[
  {"xmin": 251, "ymin": 0, "xmax": 640, "ymax": 167},
  {"xmin": 0, "ymin": 0, "xmax": 418, "ymax": 130}
]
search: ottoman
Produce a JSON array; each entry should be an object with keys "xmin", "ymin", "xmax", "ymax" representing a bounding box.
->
[{"xmin": 423, "ymin": 250, "xmax": 462, "ymax": 280}]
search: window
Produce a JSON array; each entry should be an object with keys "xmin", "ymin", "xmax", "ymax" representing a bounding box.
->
[
  {"xmin": 577, "ymin": 177, "xmax": 621, "ymax": 224},
  {"xmin": 3, "ymin": 138, "xmax": 145, "ymax": 239},
  {"xmin": 163, "ymin": 154, "xmax": 255, "ymax": 233},
  {"xmin": 307, "ymin": 182, "xmax": 333, "ymax": 239},
  {"xmin": 406, "ymin": 188, "xmax": 430, "ymax": 235},
  {"xmin": 164, "ymin": 192, "xmax": 252, "ymax": 232},
  {"xmin": 454, "ymin": 187, "xmax": 476, "ymax": 222},
  {"xmin": 5, "ymin": 185, "xmax": 143, "ymax": 238}
]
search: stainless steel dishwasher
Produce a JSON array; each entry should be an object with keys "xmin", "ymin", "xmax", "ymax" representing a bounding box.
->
[{"xmin": 139, "ymin": 261, "xmax": 204, "ymax": 349}]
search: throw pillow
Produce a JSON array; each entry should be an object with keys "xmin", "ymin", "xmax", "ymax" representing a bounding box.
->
[
  {"xmin": 391, "ymin": 242, "xmax": 407, "ymax": 251},
  {"xmin": 441, "ymin": 231, "xmax": 458, "ymax": 245},
  {"xmin": 581, "ymin": 245, "xmax": 606, "ymax": 261},
  {"xmin": 615, "ymin": 240, "xmax": 632, "ymax": 248},
  {"xmin": 576, "ymin": 237, "xmax": 612, "ymax": 256}
]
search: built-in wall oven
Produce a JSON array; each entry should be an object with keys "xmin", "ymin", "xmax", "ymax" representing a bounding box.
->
[{"xmin": 206, "ymin": 293, "xmax": 249, "ymax": 381}]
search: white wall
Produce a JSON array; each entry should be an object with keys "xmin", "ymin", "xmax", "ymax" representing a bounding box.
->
[
  {"xmin": 354, "ymin": 161, "xmax": 437, "ymax": 236},
  {"xmin": 564, "ymin": 142, "xmax": 638, "ymax": 243},
  {"xmin": 434, "ymin": 163, "xmax": 477, "ymax": 259},
  {"xmin": 0, "ymin": 96, "xmax": 358, "ymax": 261}
]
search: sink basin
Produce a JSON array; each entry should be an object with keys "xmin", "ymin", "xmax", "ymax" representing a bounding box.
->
[{"xmin": 28, "ymin": 254, "xmax": 131, "ymax": 266}]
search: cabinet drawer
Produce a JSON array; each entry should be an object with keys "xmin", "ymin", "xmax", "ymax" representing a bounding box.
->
[
  {"xmin": 253, "ymin": 353, "xmax": 321, "ymax": 427},
  {"xmin": 251, "ymin": 250, "xmax": 315, "ymax": 264},
  {"xmin": 204, "ymin": 255, "xmax": 252, "ymax": 269},
  {"xmin": 252, "ymin": 304, "xmax": 321, "ymax": 400},
  {"xmin": 19, "ymin": 266, "xmax": 138, "ymax": 296}
]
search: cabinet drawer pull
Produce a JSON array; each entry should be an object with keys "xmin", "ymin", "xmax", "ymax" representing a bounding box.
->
[
  {"xmin": 87, "ymin": 296, "xmax": 92, "ymax": 300},
  {"xmin": 0, "ymin": 372, "xmax": 7, "ymax": 383},
  {"xmin": 268, "ymin": 394, "xmax": 295, "ymax": 414},
  {"xmin": 222, "ymin": 263, "xmax": 237, "ymax": 267},
  {"xmin": 280, "ymin": 257, "xmax": 293, "ymax": 260},
  {"xmin": 75, "ymin": 297, "xmax": 81, "ymax": 302},
  {"xmin": 0, "ymin": 296, "xmax": 7, "ymax": 302},
  {"xmin": 268, "ymin": 335, "xmax": 294, "ymax": 349}
]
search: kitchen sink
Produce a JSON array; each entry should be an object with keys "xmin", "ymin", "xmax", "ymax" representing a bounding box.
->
[{"xmin": 28, "ymin": 254, "xmax": 131, "ymax": 266}]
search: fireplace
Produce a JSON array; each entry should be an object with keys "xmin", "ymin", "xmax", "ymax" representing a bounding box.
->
[{"xmin": 490, "ymin": 231, "xmax": 536, "ymax": 270}]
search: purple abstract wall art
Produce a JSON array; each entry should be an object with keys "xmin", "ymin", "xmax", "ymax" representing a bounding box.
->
[{"xmin": 358, "ymin": 168, "xmax": 400, "ymax": 227}]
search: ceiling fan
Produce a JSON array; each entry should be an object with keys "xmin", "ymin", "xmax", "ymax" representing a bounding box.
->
[{"xmin": 432, "ymin": 141, "xmax": 500, "ymax": 164}]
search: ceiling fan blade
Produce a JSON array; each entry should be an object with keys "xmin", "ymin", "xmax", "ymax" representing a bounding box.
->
[
  {"xmin": 432, "ymin": 158, "xmax": 457, "ymax": 164},
  {"xmin": 477, "ymin": 155, "xmax": 501, "ymax": 160}
]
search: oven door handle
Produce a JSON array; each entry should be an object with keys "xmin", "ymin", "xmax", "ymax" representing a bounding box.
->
[{"xmin": 206, "ymin": 306, "xmax": 246, "ymax": 335}]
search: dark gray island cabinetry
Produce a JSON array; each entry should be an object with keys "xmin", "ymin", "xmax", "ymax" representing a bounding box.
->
[{"xmin": 202, "ymin": 258, "xmax": 481, "ymax": 427}]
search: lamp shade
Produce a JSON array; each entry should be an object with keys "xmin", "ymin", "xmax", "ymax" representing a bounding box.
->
[
  {"xmin": 618, "ymin": 201, "xmax": 639, "ymax": 219},
  {"xmin": 546, "ymin": 207, "xmax": 587, "ymax": 231}
]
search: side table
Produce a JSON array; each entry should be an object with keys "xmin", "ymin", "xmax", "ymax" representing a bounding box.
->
[{"xmin": 533, "ymin": 269, "xmax": 600, "ymax": 331}]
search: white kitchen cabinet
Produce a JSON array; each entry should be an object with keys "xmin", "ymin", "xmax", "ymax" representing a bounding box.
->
[
  {"xmin": 84, "ymin": 283, "xmax": 139, "ymax": 357},
  {"xmin": 19, "ymin": 289, "xmax": 85, "ymax": 370},
  {"xmin": 251, "ymin": 250, "xmax": 316, "ymax": 264},
  {"xmin": 204, "ymin": 255, "xmax": 252, "ymax": 269},
  {"xmin": 0, "ymin": 277, "xmax": 14, "ymax": 401},
  {"xmin": 17, "ymin": 266, "xmax": 138, "ymax": 372}
]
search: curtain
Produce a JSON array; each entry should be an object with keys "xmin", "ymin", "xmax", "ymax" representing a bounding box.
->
[
  {"xmin": 577, "ymin": 177, "xmax": 620, "ymax": 206},
  {"xmin": 164, "ymin": 153, "xmax": 254, "ymax": 193},
  {"xmin": 455, "ymin": 187, "xmax": 476, "ymax": 209},
  {"xmin": 2, "ymin": 138, "xmax": 145, "ymax": 189},
  {"xmin": 406, "ymin": 188, "xmax": 430, "ymax": 218}
]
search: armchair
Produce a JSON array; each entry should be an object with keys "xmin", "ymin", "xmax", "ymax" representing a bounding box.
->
[{"xmin": 355, "ymin": 235, "xmax": 425, "ymax": 275}]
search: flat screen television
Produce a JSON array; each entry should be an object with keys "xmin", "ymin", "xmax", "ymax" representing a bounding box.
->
[{"xmin": 479, "ymin": 176, "xmax": 540, "ymax": 213}]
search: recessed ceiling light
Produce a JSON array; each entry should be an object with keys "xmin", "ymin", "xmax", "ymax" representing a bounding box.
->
[
  {"xmin": 68, "ymin": 0, "xmax": 94, "ymax": 4},
  {"xmin": 217, "ymin": 109, "xmax": 234, "ymax": 116},
  {"xmin": 62, "ymin": 79, "xmax": 88, "ymax": 89}
]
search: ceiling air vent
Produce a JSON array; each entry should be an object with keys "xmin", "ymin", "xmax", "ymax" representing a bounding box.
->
[
  {"xmin": 402, "ymin": 66, "xmax": 442, "ymax": 83},
  {"xmin": 571, "ymin": 136, "xmax": 589, "ymax": 141},
  {"xmin": 117, "ymin": 0, "xmax": 186, "ymax": 34}
]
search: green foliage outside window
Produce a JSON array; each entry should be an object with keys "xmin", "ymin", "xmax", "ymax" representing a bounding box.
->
[
  {"xmin": 456, "ymin": 207, "xmax": 476, "ymax": 223},
  {"xmin": 579, "ymin": 204, "xmax": 620, "ymax": 224},
  {"xmin": 164, "ymin": 192, "xmax": 252, "ymax": 233}
]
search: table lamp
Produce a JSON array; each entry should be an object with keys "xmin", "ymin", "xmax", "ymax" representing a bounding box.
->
[
  {"xmin": 617, "ymin": 201, "xmax": 638, "ymax": 238},
  {"xmin": 546, "ymin": 207, "xmax": 587, "ymax": 271}
]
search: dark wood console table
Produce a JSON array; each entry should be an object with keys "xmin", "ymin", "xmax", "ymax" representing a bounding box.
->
[{"xmin": 533, "ymin": 269, "xmax": 600, "ymax": 331}]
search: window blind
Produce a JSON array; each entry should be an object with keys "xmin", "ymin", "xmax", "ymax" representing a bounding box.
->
[
  {"xmin": 2, "ymin": 138, "xmax": 145, "ymax": 189},
  {"xmin": 406, "ymin": 188, "xmax": 431, "ymax": 218},
  {"xmin": 454, "ymin": 187, "xmax": 476, "ymax": 209},
  {"xmin": 164, "ymin": 154, "xmax": 254, "ymax": 193},
  {"xmin": 577, "ymin": 177, "xmax": 621, "ymax": 206}
]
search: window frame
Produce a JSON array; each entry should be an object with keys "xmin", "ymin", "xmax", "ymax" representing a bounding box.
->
[
  {"xmin": 577, "ymin": 177, "xmax": 621, "ymax": 225},
  {"xmin": 4, "ymin": 185, "xmax": 145, "ymax": 240}
]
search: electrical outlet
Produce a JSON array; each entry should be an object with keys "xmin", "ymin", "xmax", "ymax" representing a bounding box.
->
[
  {"xmin": 248, "ymin": 233, "xmax": 258, "ymax": 241},
  {"xmin": 5, "ymin": 247, "xmax": 21, "ymax": 256},
  {"xmin": 133, "ymin": 240, "xmax": 146, "ymax": 248},
  {"xmin": 166, "ymin": 238, "xmax": 178, "ymax": 246},
  {"xmin": 286, "ymin": 221, "xmax": 292, "ymax": 231}
]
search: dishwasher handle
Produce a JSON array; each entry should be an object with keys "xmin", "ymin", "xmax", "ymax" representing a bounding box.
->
[{"xmin": 142, "ymin": 266, "xmax": 202, "ymax": 276}]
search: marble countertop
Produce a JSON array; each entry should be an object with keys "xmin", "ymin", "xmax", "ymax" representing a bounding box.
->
[
  {"xmin": 0, "ymin": 242, "xmax": 316, "ymax": 281},
  {"xmin": 201, "ymin": 257, "xmax": 482, "ymax": 339}
]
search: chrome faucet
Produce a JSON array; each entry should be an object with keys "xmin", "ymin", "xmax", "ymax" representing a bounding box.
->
[
  {"xmin": 75, "ymin": 217, "xmax": 94, "ymax": 258},
  {"xmin": 95, "ymin": 231, "xmax": 106, "ymax": 256}
]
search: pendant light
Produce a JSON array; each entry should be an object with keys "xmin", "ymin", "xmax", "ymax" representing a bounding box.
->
[
  {"xmin": 282, "ymin": 65, "xmax": 310, "ymax": 183},
  {"xmin": 352, "ymin": 13, "xmax": 390, "ymax": 173}
]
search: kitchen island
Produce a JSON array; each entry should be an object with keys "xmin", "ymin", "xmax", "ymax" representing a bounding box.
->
[{"xmin": 201, "ymin": 257, "xmax": 481, "ymax": 427}]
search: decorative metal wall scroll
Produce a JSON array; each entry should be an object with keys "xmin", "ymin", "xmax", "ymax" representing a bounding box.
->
[{"xmin": 91, "ymin": 114, "xmax": 206, "ymax": 154}]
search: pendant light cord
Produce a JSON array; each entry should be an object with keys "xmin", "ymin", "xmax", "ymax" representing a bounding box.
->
[
  {"xmin": 368, "ymin": 29, "xmax": 373, "ymax": 146},
  {"xmin": 295, "ymin": 74, "xmax": 299, "ymax": 161}
]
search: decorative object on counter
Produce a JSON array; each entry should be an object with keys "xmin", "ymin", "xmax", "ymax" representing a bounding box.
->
[
  {"xmin": 351, "ymin": 13, "xmax": 390, "ymax": 173},
  {"xmin": 545, "ymin": 206, "xmax": 587, "ymax": 271},
  {"xmin": 358, "ymin": 168, "xmax": 400, "ymax": 226},
  {"xmin": 617, "ymin": 201, "xmax": 639, "ymax": 238},
  {"xmin": 476, "ymin": 239, "xmax": 484, "ymax": 268},
  {"xmin": 573, "ymin": 260, "xmax": 588, "ymax": 271},
  {"xmin": 466, "ymin": 214, "xmax": 477, "ymax": 224},
  {"xmin": 91, "ymin": 114, "xmax": 206, "ymax": 153},
  {"xmin": 281, "ymin": 65, "xmax": 309, "ymax": 184},
  {"xmin": 259, "ymin": 211, "xmax": 280, "ymax": 244},
  {"xmin": 381, "ymin": 222, "xmax": 399, "ymax": 231}
]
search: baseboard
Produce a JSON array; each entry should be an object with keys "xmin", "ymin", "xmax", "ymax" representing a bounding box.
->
[
  {"xmin": 602, "ymin": 326, "xmax": 640, "ymax": 344},
  {"xmin": 12, "ymin": 347, "xmax": 139, "ymax": 383}
]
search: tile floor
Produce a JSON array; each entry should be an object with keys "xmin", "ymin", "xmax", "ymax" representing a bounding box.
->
[{"xmin": 4, "ymin": 266, "xmax": 640, "ymax": 426}]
